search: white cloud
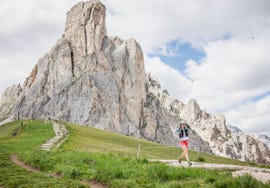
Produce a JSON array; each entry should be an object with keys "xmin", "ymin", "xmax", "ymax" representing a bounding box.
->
[
  {"xmin": 185, "ymin": 36, "xmax": 270, "ymax": 112},
  {"xmin": 145, "ymin": 56, "xmax": 192, "ymax": 102},
  {"xmin": 105, "ymin": 0, "xmax": 270, "ymax": 52},
  {"xmin": 0, "ymin": 0, "xmax": 80, "ymax": 94},
  {"xmin": 225, "ymin": 96, "xmax": 270, "ymax": 136}
]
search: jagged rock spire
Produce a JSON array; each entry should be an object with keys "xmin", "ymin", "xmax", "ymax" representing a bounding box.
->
[{"xmin": 64, "ymin": 0, "xmax": 106, "ymax": 60}]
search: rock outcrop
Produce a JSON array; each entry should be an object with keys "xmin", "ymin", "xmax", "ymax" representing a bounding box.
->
[
  {"xmin": 143, "ymin": 75, "xmax": 211, "ymax": 151},
  {"xmin": 0, "ymin": 84, "xmax": 22, "ymax": 124},
  {"xmin": 0, "ymin": 0, "xmax": 269, "ymax": 164},
  {"xmin": 11, "ymin": 1, "xmax": 146, "ymax": 137},
  {"xmin": 148, "ymin": 76, "xmax": 270, "ymax": 164}
]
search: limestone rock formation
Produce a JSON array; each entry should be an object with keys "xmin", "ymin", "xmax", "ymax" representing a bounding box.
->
[
  {"xmin": 253, "ymin": 134, "xmax": 270, "ymax": 150},
  {"xmin": 148, "ymin": 76, "xmax": 270, "ymax": 164},
  {"xmin": 0, "ymin": 0, "xmax": 269, "ymax": 164},
  {"xmin": 10, "ymin": 1, "xmax": 146, "ymax": 138},
  {"xmin": 0, "ymin": 84, "xmax": 22, "ymax": 124},
  {"xmin": 143, "ymin": 74, "xmax": 211, "ymax": 151}
]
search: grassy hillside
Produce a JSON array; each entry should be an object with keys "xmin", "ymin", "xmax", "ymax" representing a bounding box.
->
[
  {"xmin": 0, "ymin": 120, "xmax": 269, "ymax": 188},
  {"xmin": 61, "ymin": 123, "xmax": 248, "ymax": 165},
  {"xmin": 0, "ymin": 120, "xmax": 84, "ymax": 187}
]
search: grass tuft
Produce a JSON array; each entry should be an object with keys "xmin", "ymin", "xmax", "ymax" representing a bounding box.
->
[{"xmin": 196, "ymin": 156, "xmax": 206, "ymax": 162}]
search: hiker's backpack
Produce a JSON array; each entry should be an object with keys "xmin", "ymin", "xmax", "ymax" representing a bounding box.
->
[{"xmin": 179, "ymin": 129, "xmax": 188, "ymax": 138}]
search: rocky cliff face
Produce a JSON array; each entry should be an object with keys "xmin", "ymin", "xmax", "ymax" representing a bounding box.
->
[
  {"xmin": 11, "ymin": 1, "xmax": 146, "ymax": 137},
  {"xmin": 148, "ymin": 76, "xmax": 270, "ymax": 164},
  {"xmin": 143, "ymin": 75, "xmax": 211, "ymax": 151},
  {"xmin": 0, "ymin": 84, "xmax": 22, "ymax": 124},
  {"xmin": 0, "ymin": 0, "xmax": 269, "ymax": 164}
]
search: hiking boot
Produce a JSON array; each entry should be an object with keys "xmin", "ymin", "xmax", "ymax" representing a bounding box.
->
[
  {"xmin": 178, "ymin": 158, "xmax": 181, "ymax": 164},
  {"xmin": 188, "ymin": 161, "xmax": 192, "ymax": 166}
]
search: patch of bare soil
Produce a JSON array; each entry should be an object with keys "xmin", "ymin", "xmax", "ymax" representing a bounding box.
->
[
  {"xmin": 81, "ymin": 180, "xmax": 107, "ymax": 188},
  {"xmin": 11, "ymin": 155, "xmax": 40, "ymax": 173}
]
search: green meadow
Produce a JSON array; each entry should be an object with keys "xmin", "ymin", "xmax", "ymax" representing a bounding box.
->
[
  {"xmin": 62, "ymin": 123, "xmax": 251, "ymax": 165},
  {"xmin": 0, "ymin": 120, "xmax": 269, "ymax": 188}
]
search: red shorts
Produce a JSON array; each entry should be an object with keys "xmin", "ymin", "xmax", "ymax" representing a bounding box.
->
[{"xmin": 180, "ymin": 140, "xmax": 188, "ymax": 147}]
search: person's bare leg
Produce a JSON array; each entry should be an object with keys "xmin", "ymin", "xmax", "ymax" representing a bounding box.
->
[
  {"xmin": 178, "ymin": 145, "xmax": 185, "ymax": 163},
  {"xmin": 183, "ymin": 145, "xmax": 190, "ymax": 162},
  {"xmin": 178, "ymin": 152, "xmax": 185, "ymax": 161}
]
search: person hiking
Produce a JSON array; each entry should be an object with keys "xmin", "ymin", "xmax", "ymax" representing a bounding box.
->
[{"xmin": 175, "ymin": 121, "xmax": 192, "ymax": 166}]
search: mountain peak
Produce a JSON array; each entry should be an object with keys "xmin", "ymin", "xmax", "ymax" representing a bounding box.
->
[{"xmin": 64, "ymin": 0, "xmax": 106, "ymax": 58}]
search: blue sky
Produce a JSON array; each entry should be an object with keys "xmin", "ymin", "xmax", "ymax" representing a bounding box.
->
[
  {"xmin": 150, "ymin": 40, "xmax": 205, "ymax": 73},
  {"xmin": 157, "ymin": 39, "xmax": 270, "ymax": 105},
  {"xmin": 250, "ymin": 91, "xmax": 270, "ymax": 102}
]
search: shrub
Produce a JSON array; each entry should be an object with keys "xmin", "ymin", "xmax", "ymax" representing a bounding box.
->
[
  {"xmin": 71, "ymin": 169, "xmax": 81, "ymax": 179},
  {"xmin": 206, "ymin": 176, "xmax": 216, "ymax": 183},
  {"xmin": 196, "ymin": 156, "xmax": 205, "ymax": 162}
]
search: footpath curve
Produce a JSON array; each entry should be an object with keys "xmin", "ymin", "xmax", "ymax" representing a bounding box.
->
[{"xmin": 151, "ymin": 159, "xmax": 270, "ymax": 183}]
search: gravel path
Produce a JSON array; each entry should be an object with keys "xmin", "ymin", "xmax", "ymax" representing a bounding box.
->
[
  {"xmin": 39, "ymin": 121, "xmax": 68, "ymax": 151},
  {"xmin": 151, "ymin": 159, "xmax": 270, "ymax": 183}
]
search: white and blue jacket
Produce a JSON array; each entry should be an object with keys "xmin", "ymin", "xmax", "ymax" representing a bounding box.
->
[{"xmin": 175, "ymin": 128, "xmax": 190, "ymax": 141}]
